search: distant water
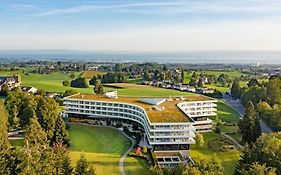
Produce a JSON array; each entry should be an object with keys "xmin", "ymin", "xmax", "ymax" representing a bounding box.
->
[{"xmin": 0, "ymin": 50, "xmax": 281, "ymax": 64}]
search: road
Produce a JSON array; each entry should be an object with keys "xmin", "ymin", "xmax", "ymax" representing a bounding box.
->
[{"xmin": 223, "ymin": 93, "xmax": 272, "ymax": 133}]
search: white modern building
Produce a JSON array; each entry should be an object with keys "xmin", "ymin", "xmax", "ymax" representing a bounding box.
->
[{"xmin": 63, "ymin": 93, "xmax": 217, "ymax": 166}]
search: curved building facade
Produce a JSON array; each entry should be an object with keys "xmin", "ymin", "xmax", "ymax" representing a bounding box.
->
[{"xmin": 63, "ymin": 93, "xmax": 217, "ymax": 166}]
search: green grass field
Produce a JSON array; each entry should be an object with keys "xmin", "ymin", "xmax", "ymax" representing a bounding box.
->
[
  {"xmin": 103, "ymin": 83, "xmax": 196, "ymax": 97},
  {"xmin": 68, "ymin": 124, "xmax": 148, "ymax": 175},
  {"xmin": 190, "ymin": 132, "xmax": 240, "ymax": 175},
  {"xmin": 80, "ymin": 71, "xmax": 105, "ymax": 79},
  {"xmin": 216, "ymin": 100, "xmax": 241, "ymax": 123}
]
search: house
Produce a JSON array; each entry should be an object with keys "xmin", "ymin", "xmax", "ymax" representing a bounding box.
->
[
  {"xmin": 21, "ymin": 86, "xmax": 38, "ymax": 94},
  {"xmin": 0, "ymin": 75, "xmax": 20, "ymax": 90}
]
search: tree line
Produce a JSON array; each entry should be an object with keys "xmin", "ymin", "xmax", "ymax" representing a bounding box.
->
[
  {"xmin": 0, "ymin": 92, "xmax": 96, "ymax": 175},
  {"xmin": 231, "ymin": 76, "xmax": 281, "ymax": 131}
]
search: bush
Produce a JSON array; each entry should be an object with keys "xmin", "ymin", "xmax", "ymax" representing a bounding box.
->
[{"xmin": 208, "ymin": 135, "xmax": 236, "ymax": 152}]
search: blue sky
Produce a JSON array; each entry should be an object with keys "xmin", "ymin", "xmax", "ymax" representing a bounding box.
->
[{"xmin": 1, "ymin": 0, "xmax": 281, "ymax": 51}]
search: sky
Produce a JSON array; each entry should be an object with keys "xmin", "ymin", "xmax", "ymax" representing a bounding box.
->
[{"xmin": 1, "ymin": 0, "xmax": 281, "ymax": 52}]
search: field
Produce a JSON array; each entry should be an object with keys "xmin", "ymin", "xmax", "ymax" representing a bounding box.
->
[
  {"xmin": 103, "ymin": 83, "xmax": 195, "ymax": 97},
  {"xmin": 190, "ymin": 132, "xmax": 240, "ymax": 175},
  {"xmin": 80, "ymin": 71, "xmax": 105, "ymax": 79},
  {"xmin": 68, "ymin": 124, "xmax": 148, "ymax": 175}
]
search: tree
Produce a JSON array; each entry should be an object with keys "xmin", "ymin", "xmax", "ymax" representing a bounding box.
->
[
  {"xmin": 148, "ymin": 166, "xmax": 163, "ymax": 175},
  {"xmin": 236, "ymin": 132, "xmax": 281, "ymax": 174},
  {"xmin": 70, "ymin": 73, "xmax": 75, "ymax": 79},
  {"xmin": 36, "ymin": 89, "xmax": 46, "ymax": 96},
  {"xmin": 0, "ymin": 84, "xmax": 9, "ymax": 96},
  {"xmin": 61, "ymin": 155, "xmax": 73, "ymax": 175},
  {"xmin": 93, "ymin": 79, "xmax": 104, "ymax": 94},
  {"xmin": 143, "ymin": 71, "xmax": 151, "ymax": 81},
  {"xmin": 181, "ymin": 69, "xmax": 185, "ymax": 83},
  {"xmin": 231, "ymin": 79, "xmax": 241, "ymax": 99},
  {"xmin": 266, "ymin": 79, "xmax": 281, "ymax": 106},
  {"xmin": 25, "ymin": 116, "xmax": 49, "ymax": 147},
  {"xmin": 75, "ymin": 154, "xmax": 95, "ymax": 175},
  {"xmin": 239, "ymin": 163, "xmax": 276, "ymax": 175},
  {"xmin": 197, "ymin": 79, "xmax": 203, "ymax": 87},
  {"xmin": 36, "ymin": 96, "xmax": 61, "ymax": 142},
  {"xmin": 213, "ymin": 116, "xmax": 223, "ymax": 134},
  {"xmin": 19, "ymin": 116, "xmax": 55, "ymax": 175},
  {"xmin": 63, "ymin": 89, "xmax": 78, "ymax": 97},
  {"xmin": 239, "ymin": 101, "xmax": 261, "ymax": 144},
  {"xmin": 51, "ymin": 116, "xmax": 69, "ymax": 146},
  {"xmin": 195, "ymin": 133, "xmax": 204, "ymax": 147},
  {"xmin": 248, "ymin": 78, "xmax": 259, "ymax": 87},
  {"xmin": 0, "ymin": 101, "xmax": 12, "ymax": 175},
  {"xmin": 21, "ymin": 106, "xmax": 35, "ymax": 127},
  {"xmin": 89, "ymin": 76, "xmax": 98, "ymax": 85},
  {"xmin": 71, "ymin": 78, "xmax": 89, "ymax": 88},
  {"xmin": 63, "ymin": 80, "xmax": 70, "ymax": 86},
  {"xmin": 0, "ymin": 100, "xmax": 10, "ymax": 150},
  {"xmin": 183, "ymin": 158, "xmax": 224, "ymax": 175},
  {"xmin": 241, "ymin": 86, "xmax": 267, "ymax": 106}
]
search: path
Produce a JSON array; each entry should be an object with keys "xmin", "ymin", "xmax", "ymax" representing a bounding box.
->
[
  {"xmin": 222, "ymin": 93, "xmax": 272, "ymax": 133},
  {"xmin": 119, "ymin": 131, "xmax": 136, "ymax": 175},
  {"xmin": 221, "ymin": 133, "xmax": 243, "ymax": 149}
]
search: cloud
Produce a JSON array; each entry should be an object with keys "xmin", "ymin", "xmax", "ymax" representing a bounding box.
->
[{"xmin": 33, "ymin": 1, "xmax": 281, "ymax": 16}]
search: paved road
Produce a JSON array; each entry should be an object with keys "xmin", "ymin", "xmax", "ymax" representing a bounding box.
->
[
  {"xmin": 119, "ymin": 132, "xmax": 136, "ymax": 175},
  {"xmin": 223, "ymin": 93, "xmax": 272, "ymax": 133}
]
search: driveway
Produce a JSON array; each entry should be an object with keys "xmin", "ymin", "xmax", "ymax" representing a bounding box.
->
[{"xmin": 222, "ymin": 93, "xmax": 272, "ymax": 133}]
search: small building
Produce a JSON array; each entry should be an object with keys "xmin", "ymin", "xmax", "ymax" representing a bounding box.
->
[
  {"xmin": 104, "ymin": 91, "xmax": 118, "ymax": 98},
  {"xmin": 21, "ymin": 86, "xmax": 38, "ymax": 94},
  {"xmin": 0, "ymin": 75, "xmax": 20, "ymax": 90}
]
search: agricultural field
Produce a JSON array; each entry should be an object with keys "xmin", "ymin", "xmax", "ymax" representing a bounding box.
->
[
  {"xmin": 190, "ymin": 132, "xmax": 240, "ymax": 175},
  {"xmin": 103, "ymin": 83, "xmax": 195, "ymax": 97}
]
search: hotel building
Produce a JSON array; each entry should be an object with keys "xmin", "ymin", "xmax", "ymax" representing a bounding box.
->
[{"xmin": 63, "ymin": 92, "xmax": 217, "ymax": 166}]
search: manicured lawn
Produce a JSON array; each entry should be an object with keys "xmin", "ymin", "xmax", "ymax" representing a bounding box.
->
[
  {"xmin": 216, "ymin": 100, "xmax": 241, "ymax": 123},
  {"xmin": 68, "ymin": 124, "xmax": 148, "ymax": 175},
  {"xmin": 190, "ymin": 132, "xmax": 240, "ymax": 175},
  {"xmin": 103, "ymin": 83, "xmax": 196, "ymax": 97},
  {"xmin": 124, "ymin": 157, "xmax": 149, "ymax": 175}
]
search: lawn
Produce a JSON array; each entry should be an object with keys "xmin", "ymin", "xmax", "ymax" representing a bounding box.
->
[
  {"xmin": 9, "ymin": 139, "xmax": 25, "ymax": 147},
  {"xmin": 68, "ymin": 123, "xmax": 148, "ymax": 175},
  {"xmin": 190, "ymin": 132, "xmax": 240, "ymax": 175},
  {"xmin": 103, "ymin": 83, "xmax": 196, "ymax": 97},
  {"xmin": 216, "ymin": 100, "xmax": 241, "ymax": 123}
]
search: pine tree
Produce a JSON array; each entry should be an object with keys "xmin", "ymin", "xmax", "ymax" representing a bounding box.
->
[
  {"xmin": 75, "ymin": 154, "xmax": 89, "ymax": 175},
  {"xmin": 51, "ymin": 116, "xmax": 69, "ymax": 146},
  {"xmin": 25, "ymin": 116, "xmax": 49, "ymax": 147},
  {"xmin": 61, "ymin": 155, "xmax": 73, "ymax": 175},
  {"xmin": 239, "ymin": 101, "xmax": 261, "ymax": 143},
  {"xmin": 231, "ymin": 79, "xmax": 241, "ymax": 99}
]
